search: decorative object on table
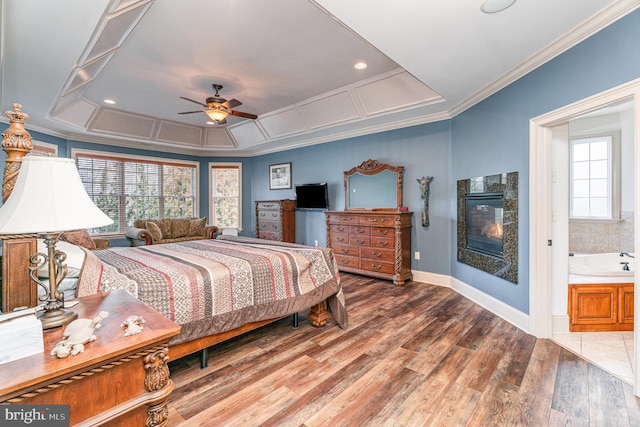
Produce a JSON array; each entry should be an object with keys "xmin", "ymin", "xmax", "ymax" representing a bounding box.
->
[
  {"xmin": 269, "ymin": 162, "xmax": 292, "ymax": 190},
  {"xmin": 121, "ymin": 315, "xmax": 145, "ymax": 336},
  {"xmin": 0, "ymin": 308, "xmax": 44, "ymax": 365},
  {"xmin": 0, "ymin": 156, "xmax": 114, "ymax": 329},
  {"xmin": 417, "ymin": 176, "xmax": 434, "ymax": 227},
  {"xmin": 50, "ymin": 310, "xmax": 108, "ymax": 358}
]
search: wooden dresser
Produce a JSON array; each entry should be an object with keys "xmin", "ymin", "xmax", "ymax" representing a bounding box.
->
[
  {"xmin": 0, "ymin": 290, "xmax": 181, "ymax": 426},
  {"xmin": 326, "ymin": 210, "xmax": 413, "ymax": 285},
  {"xmin": 255, "ymin": 199, "xmax": 295, "ymax": 243}
]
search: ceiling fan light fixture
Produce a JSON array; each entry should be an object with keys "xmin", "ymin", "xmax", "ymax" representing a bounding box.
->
[
  {"xmin": 481, "ymin": 0, "xmax": 516, "ymax": 13},
  {"xmin": 205, "ymin": 108, "xmax": 229, "ymax": 122}
]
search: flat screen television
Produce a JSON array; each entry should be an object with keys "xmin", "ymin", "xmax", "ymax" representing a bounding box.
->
[{"xmin": 295, "ymin": 183, "xmax": 329, "ymax": 209}]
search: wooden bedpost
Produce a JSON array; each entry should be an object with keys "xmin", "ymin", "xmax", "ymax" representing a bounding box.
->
[
  {"xmin": 2, "ymin": 103, "xmax": 33, "ymax": 203},
  {"xmin": 1, "ymin": 103, "xmax": 36, "ymax": 313}
]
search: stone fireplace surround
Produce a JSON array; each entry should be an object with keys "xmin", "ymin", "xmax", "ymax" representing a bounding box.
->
[{"xmin": 457, "ymin": 172, "xmax": 518, "ymax": 284}]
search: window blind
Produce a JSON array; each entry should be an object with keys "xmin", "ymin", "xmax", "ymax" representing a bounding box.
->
[{"xmin": 76, "ymin": 153, "xmax": 197, "ymax": 234}]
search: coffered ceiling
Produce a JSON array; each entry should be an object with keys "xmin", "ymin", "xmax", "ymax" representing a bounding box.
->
[{"xmin": 1, "ymin": 0, "xmax": 637, "ymax": 156}]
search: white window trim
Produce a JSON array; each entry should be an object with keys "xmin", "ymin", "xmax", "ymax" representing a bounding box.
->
[
  {"xmin": 569, "ymin": 131, "xmax": 621, "ymax": 220},
  {"xmin": 209, "ymin": 161, "xmax": 242, "ymax": 231},
  {"xmin": 32, "ymin": 140, "xmax": 58, "ymax": 156}
]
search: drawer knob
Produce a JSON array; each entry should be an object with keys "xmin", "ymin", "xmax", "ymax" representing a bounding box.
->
[
  {"xmin": 377, "ymin": 241, "xmax": 389, "ymax": 247},
  {"xmin": 371, "ymin": 264, "xmax": 382, "ymax": 271},
  {"xmin": 370, "ymin": 252, "xmax": 381, "ymax": 258},
  {"xmin": 340, "ymin": 248, "xmax": 349, "ymax": 254},
  {"xmin": 376, "ymin": 230, "xmax": 389, "ymax": 235},
  {"xmin": 356, "ymin": 239, "xmax": 365, "ymax": 244}
]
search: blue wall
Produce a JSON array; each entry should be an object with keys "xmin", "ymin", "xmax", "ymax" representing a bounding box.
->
[
  {"xmin": 251, "ymin": 120, "xmax": 452, "ymax": 276},
  {"xmin": 450, "ymin": 9, "xmax": 640, "ymax": 314},
  {"xmin": 1, "ymin": 8, "xmax": 639, "ymax": 317}
]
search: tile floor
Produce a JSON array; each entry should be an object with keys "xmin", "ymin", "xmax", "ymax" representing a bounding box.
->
[{"xmin": 552, "ymin": 331, "xmax": 635, "ymax": 384}]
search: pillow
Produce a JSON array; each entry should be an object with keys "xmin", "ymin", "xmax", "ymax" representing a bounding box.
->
[
  {"xmin": 189, "ymin": 217, "xmax": 207, "ymax": 237},
  {"xmin": 171, "ymin": 219, "xmax": 191, "ymax": 239},
  {"xmin": 145, "ymin": 221, "xmax": 163, "ymax": 242},
  {"xmin": 36, "ymin": 239, "xmax": 86, "ymax": 278},
  {"xmin": 59, "ymin": 229, "xmax": 96, "ymax": 250}
]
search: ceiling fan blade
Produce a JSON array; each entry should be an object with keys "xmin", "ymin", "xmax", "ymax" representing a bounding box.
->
[
  {"xmin": 178, "ymin": 110, "xmax": 205, "ymax": 115},
  {"xmin": 180, "ymin": 96, "xmax": 208, "ymax": 108},
  {"xmin": 224, "ymin": 98, "xmax": 242, "ymax": 109},
  {"xmin": 229, "ymin": 110, "xmax": 258, "ymax": 120}
]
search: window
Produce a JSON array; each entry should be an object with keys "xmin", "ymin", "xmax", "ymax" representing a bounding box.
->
[
  {"xmin": 31, "ymin": 140, "xmax": 58, "ymax": 157},
  {"xmin": 73, "ymin": 150, "xmax": 198, "ymax": 235},
  {"xmin": 210, "ymin": 163, "xmax": 242, "ymax": 230},
  {"xmin": 570, "ymin": 134, "xmax": 620, "ymax": 219}
]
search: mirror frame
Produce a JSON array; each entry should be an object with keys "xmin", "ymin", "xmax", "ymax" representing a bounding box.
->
[{"xmin": 344, "ymin": 159, "xmax": 404, "ymax": 211}]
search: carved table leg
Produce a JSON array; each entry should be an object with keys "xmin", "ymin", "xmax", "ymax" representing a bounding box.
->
[
  {"xmin": 144, "ymin": 346, "xmax": 172, "ymax": 427},
  {"xmin": 308, "ymin": 300, "xmax": 331, "ymax": 327}
]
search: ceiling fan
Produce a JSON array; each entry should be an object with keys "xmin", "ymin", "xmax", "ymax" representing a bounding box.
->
[{"xmin": 178, "ymin": 84, "xmax": 257, "ymax": 124}]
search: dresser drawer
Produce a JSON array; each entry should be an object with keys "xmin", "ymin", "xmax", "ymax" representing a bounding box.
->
[
  {"xmin": 349, "ymin": 235, "xmax": 371, "ymax": 246},
  {"xmin": 329, "ymin": 224, "xmax": 349, "ymax": 235},
  {"xmin": 349, "ymin": 225, "xmax": 371, "ymax": 237},
  {"xmin": 371, "ymin": 237, "xmax": 394, "ymax": 249},
  {"xmin": 360, "ymin": 247, "xmax": 395, "ymax": 262},
  {"xmin": 258, "ymin": 210, "xmax": 281, "ymax": 221},
  {"xmin": 371, "ymin": 227, "xmax": 393, "ymax": 238},
  {"xmin": 359, "ymin": 216, "xmax": 396, "ymax": 227},
  {"xmin": 258, "ymin": 220, "xmax": 281, "ymax": 232},
  {"xmin": 332, "ymin": 244, "xmax": 358, "ymax": 257},
  {"xmin": 257, "ymin": 202, "xmax": 281, "ymax": 210},
  {"xmin": 361, "ymin": 260, "xmax": 395, "ymax": 275},
  {"xmin": 330, "ymin": 234, "xmax": 350, "ymax": 245},
  {"xmin": 257, "ymin": 231, "xmax": 281, "ymax": 241},
  {"xmin": 327, "ymin": 214, "xmax": 358, "ymax": 224},
  {"xmin": 335, "ymin": 254, "xmax": 360, "ymax": 269}
]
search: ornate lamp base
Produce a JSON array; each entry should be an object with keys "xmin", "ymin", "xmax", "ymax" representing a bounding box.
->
[{"xmin": 38, "ymin": 307, "xmax": 78, "ymax": 329}]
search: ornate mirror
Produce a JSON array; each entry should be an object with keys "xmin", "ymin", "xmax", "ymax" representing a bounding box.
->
[{"xmin": 344, "ymin": 159, "xmax": 404, "ymax": 210}]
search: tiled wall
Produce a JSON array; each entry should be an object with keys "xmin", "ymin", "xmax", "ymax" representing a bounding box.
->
[{"xmin": 569, "ymin": 211, "xmax": 634, "ymax": 254}]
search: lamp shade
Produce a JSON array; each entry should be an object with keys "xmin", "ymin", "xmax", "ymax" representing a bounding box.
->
[
  {"xmin": 0, "ymin": 156, "xmax": 113, "ymax": 234},
  {"xmin": 205, "ymin": 108, "xmax": 228, "ymax": 122}
]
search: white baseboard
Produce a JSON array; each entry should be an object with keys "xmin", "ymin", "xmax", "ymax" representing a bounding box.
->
[
  {"xmin": 411, "ymin": 269, "xmax": 530, "ymax": 334},
  {"xmin": 552, "ymin": 315, "xmax": 570, "ymax": 333}
]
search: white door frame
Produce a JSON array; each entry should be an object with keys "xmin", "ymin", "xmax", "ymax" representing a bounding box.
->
[{"xmin": 529, "ymin": 78, "xmax": 640, "ymax": 394}]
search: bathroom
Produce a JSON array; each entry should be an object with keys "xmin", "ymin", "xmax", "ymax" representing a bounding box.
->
[{"xmin": 552, "ymin": 99, "xmax": 635, "ymax": 383}]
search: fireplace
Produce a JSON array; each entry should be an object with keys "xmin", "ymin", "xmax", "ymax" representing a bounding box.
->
[
  {"xmin": 465, "ymin": 192, "xmax": 504, "ymax": 258},
  {"xmin": 457, "ymin": 172, "xmax": 518, "ymax": 284}
]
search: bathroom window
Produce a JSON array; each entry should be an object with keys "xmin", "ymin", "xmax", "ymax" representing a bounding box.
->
[{"xmin": 570, "ymin": 134, "xmax": 620, "ymax": 219}]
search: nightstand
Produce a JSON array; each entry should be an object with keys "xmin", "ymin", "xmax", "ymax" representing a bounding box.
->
[{"xmin": 0, "ymin": 290, "xmax": 181, "ymax": 426}]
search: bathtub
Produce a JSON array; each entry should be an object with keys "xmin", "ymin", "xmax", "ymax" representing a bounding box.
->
[{"xmin": 569, "ymin": 252, "xmax": 635, "ymax": 284}]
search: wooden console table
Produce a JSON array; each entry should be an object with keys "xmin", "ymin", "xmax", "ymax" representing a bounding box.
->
[{"xmin": 0, "ymin": 290, "xmax": 181, "ymax": 426}]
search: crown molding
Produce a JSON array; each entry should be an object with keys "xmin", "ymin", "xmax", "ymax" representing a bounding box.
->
[{"xmin": 449, "ymin": 1, "xmax": 640, "ymax": 117}]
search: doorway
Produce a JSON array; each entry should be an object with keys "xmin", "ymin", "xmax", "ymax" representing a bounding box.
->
[
  {"xmin": 551, "ymin": 101, "xmax": 635, "ymax": 383},
  {"xmin": 529, "ymin": 78, "xmax": 640, "ymax": 394}
]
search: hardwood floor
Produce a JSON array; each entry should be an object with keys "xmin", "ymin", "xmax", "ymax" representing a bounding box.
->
[{"xmin": 167, "ymin": 273, "xmax": 640, "ymax": 426}]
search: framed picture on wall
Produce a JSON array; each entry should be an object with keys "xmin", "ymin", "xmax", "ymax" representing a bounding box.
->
[{"xmin": 269, "ymin": 162, "xmax": 292, "ymax": 190}]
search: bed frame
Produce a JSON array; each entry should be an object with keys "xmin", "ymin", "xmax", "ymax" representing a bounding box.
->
[{"xmin": 0, "ymin": 105, "xmax": 333, "ymax": 368}]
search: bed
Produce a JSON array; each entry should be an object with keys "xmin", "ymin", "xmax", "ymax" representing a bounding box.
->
[{"xmin": 76, "ymin": 235, "xmax": 348, "ymax": 363}]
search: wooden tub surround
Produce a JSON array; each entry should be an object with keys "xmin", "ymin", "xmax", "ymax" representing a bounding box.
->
[{"xmin": 568, "ymin": 282, "xmax": 634, "ymax": 332}]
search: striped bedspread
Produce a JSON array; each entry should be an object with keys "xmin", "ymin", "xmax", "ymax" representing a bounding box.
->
[{"xmin": 78, "ymin": 236, "xmax": 347, "ymax": 345}]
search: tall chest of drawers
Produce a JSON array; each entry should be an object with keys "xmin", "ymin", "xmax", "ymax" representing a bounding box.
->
[
  {"xmin": 326, "ymin": 210, "xmax": 413, "ymax": 285},
  {"xmin": 255, "ymin": 199, "xmax": 296, "ymax": 242}
]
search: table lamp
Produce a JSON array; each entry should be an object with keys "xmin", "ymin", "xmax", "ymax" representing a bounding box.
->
[{"xmin": 0, "ymin": 156, "xmax": 113, "ymax": 328}]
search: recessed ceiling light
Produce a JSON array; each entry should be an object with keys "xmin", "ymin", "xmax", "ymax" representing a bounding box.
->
[
  {"xmin": 481, "ymin": 0, "xmax": 516, "ymax": 13},
  {"xmin": 354, "ymin": 62, "xmax": 367, "ymax": 70},
  {"xmin": 206, "ymin": 121, "xmax": 215, "ymax": 125},
  {"xmin": 103, "ymin": 99, "xmax": 116, "ymax": 105}
]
